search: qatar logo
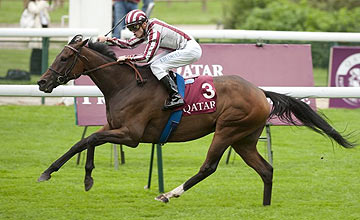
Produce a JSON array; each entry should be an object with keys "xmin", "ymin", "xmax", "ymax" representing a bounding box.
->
[{"xmin": 335, "ymin": 53, "xmax": 360, "ymax": 106}]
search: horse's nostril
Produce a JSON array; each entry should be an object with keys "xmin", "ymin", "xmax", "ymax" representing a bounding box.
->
[{"xmin": 37, "ymin": 79, "xmax": 46, "ymax": 86}]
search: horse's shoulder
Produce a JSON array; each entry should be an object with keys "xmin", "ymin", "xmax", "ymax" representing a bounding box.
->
[
  {"xmin": 136, "ymin": 64, "xmax": 151, "ymax": 71},
  {"xmin": 137, "ymin": 64, "xmax": 152, "ymax": 75}
]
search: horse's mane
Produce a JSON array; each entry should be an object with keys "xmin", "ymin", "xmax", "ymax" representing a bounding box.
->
[{"xmin": 87, "ymin": 41, "xmax": 117, "ymax": 61}]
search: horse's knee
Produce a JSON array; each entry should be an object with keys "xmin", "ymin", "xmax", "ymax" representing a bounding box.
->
[
  {"xmin": 85, "ymin": 163, "xmax": 94, "ymax": 171},
  {"xmin": 86, "ymin": 133, "xmax": 104, "ymax": 146},
  {"xmin": 86, "ymin": 134, "xmax": 97, "ymax": 146}
]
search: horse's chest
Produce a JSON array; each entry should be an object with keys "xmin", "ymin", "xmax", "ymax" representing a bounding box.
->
[
  {"xmin": 105, "ymin": 104, "xmax": 132, "ymax": 129},
  {"xmin": 106, "ymin": 109, "xmax": 122, "ymax": 128}
]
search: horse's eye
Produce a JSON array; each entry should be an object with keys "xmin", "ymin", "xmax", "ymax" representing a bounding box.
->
[{"xmin": 60, "ymin": 57, "xmax": 67, "ymax": 62}]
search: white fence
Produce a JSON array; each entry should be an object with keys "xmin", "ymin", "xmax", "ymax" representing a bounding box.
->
[
  {"xmin": 0, "ymin": 85, "xmax": 359, "ymax": 98},
  {"xmin": 0, "ymin": 28, "xmax": 360, "ymax": 98},
  {"xmin": 1, "ymin": 28, "xmax": 360, "ymax": 42},
  {"xmin": 4, "ymin": 28, "xmax": 360, "ymax": 42},
  {"xmin": 0, "ymin": 28, "xmax": 98, "ymax": 38},
  {"xmin": 122, "ymin": 29, "xmax": 360, "ymax": 42},
  {"xmin": 189, "ymin": 30, "xmax": 360, "ymax": 42}
]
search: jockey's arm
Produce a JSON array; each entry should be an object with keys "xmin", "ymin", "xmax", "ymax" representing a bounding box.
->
[
  {"xmin": 110, "ymin": 36, "xmax": 145, "ymax": 49},
  {"xmin": 97, "ymin": 35, "xmax": 144, "ymax": 49},
  {"xmin": 125, "ymin": 30, "xmax": 161, "ymax": 63}
]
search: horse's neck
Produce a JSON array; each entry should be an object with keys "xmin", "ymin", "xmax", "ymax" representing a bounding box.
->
[{"xmin": 82, "ymin": 49, "xmax": 134, "ymax": 98}]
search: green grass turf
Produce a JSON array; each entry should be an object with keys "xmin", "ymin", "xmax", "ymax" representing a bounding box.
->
[{"xmin": 0, "ymin": 105, "xmax": 359, "ymax": 219}]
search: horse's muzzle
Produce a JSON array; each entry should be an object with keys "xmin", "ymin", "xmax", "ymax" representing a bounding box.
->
[{"xmin": 37, "ymin": 79, "xmax": 53, "ymax": 93}]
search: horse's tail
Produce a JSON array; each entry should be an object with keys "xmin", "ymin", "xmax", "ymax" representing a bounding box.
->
[{"xmin": 263, "ymin": 90, "xmax": 355, "ymax": 148}]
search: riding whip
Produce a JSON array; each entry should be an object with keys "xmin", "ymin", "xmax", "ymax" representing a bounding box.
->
[{"xmin": 105, "ymin": 14, "xmax": 126, "ymax": 37}]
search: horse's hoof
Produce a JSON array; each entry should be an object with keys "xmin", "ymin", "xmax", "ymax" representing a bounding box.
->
[
  {"xmin": 84, "ymin": 176, "xmax": 93, "ymax": 191},
  {"xmin": 37, "ymin": 172, "xmax": 51, "ymax": 182},
  {"xmin": 155, "ymin": 194, "xmax": 169, "ymax": 203}
]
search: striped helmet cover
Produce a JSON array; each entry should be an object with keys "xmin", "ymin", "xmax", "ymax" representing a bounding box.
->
[{"xmin": 125, "ymin": 10, "xmax": 147, "ymax": 26}]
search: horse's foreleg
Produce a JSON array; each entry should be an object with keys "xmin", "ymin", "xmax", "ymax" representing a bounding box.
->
[
  {"xmin": 38, "ymin": 124, "xmax": 140, "ymax": 184},
  {"xmin": 83, "ymin": 125, "xmax": 109, "ymax": 191},
  {"xmin": 81, "ymin": 127, "xmax": 140, "ymax": 191},
  {"xmin": 37, "ymin": 138, "xmax": 89, "ymax": 182},
  {"xmin": 155, "ymin": 136, "xmax": 229, "ymax": 203},
  {"xmin": 84, "ymin": 146, "xmax": 95, "ymax": 191},
  {"xmin": 37, "ymin": 124, "xmax": 110, "ymax": 183}
]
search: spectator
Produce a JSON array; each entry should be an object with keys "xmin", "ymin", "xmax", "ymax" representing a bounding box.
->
[
  {"xmin": 20, "ymin": 0, "xmax": 51, "ymax": 49},
  {"xmin": 21, "ymin": 0, "xmax": 51, "ymax": 28},
  {"xmin": 142, "ymin": 0, "xmax": 154, "ymax": 16},
  {"xmin": 112, "ymin": 0, "xmax": 139, "ymax": 39}
]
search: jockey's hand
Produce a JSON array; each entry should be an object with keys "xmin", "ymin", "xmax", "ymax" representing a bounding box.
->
[
  {"xmin": 117, "ymin": 55, "xmax": 128, "ymax": 62},
  {"xmin": 97, "ymin": 36, "xmax": 109, "ymax": 43}
]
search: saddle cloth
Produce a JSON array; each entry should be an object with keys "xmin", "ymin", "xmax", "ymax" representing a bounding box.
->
[
  {"xmin": 159, "ymin": 75, "xmax": 217, "ymax": 143},
  {"xmin": 181, "ymin": 76, "xmax": 217, "ymax": 116}
]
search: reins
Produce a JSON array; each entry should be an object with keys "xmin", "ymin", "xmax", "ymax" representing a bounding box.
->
[
  {"xmin": 124, "ymin": 61, "xmax": 146, "ymax": 86},
  {"xmin": 82, "ymin": 60, "xmax": 146, "ymax": 86},
  {"xmin": 82, "ymin": 61, "xmax": 118, "ymax": 75}
]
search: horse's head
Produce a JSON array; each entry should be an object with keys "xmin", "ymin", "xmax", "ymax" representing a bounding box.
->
[{"xmin": 37, "ymin": 35, "xmax": 89, "ymax": 93}]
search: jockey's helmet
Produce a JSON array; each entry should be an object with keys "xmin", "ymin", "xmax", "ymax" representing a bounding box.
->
[{"xmin": 125, "ymin": 9, "xmax": 148, "ymax": 27}]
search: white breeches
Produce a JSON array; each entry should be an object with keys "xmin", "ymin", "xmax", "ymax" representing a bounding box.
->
[{"xmin": 150, "ymin": 40, "xmax": 202, "ymax": 80}]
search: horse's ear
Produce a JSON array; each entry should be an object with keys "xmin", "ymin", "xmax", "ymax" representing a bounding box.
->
[
  {"xmin": 80, "ymin": 39, "xmax": 89, "ymax": 47},
  {"xmin": 68, "ymin": 34, "xmax": 83, "ymax": 45}
]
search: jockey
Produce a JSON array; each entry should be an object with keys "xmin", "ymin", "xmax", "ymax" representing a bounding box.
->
[{"xmin": 97, "ymin": 9, "xmax": 202, "ymax": 110}]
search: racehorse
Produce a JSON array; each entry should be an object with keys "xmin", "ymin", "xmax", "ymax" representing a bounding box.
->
[{"xmin": 37, "ymin": 35, "xmax": 355, "ymax": 206}]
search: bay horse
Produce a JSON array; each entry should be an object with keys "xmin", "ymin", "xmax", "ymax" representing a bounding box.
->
[{"xmin": 37, "ymin": 35, "xmax": 355, "ymax": 206}]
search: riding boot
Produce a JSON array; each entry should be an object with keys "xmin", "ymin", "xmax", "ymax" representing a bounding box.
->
[{"xmin": 160, "ymin": 74, "xmax": 185, "ymax": 110}]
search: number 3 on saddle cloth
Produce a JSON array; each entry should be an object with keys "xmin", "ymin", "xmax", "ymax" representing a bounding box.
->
[{"xmin": 159, "ymin": 74, "xmax": 217, "ymax": 144}]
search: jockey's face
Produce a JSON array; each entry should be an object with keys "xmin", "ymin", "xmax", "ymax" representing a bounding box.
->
[{"xmin": 132, "ymin": 22, "xmax": 146, "ymax": 38}]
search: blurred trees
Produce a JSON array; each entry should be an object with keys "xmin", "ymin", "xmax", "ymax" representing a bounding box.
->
[
  {"xmin": 223, "ymin": 0, "xmax": 360, "ymax": 32},
  {"xmin": 307, "ymin": 0, "xmax": 360, "ymax": 11},
  {"xmin": 222, "ymin": 0, "xmax": 360, "ymax": 67}
]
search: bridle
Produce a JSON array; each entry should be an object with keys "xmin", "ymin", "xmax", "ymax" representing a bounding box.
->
[
  {"xmin": 48, "ymin": 44, "xmax": 145, "ymax": 85},
  {"xmin": 48, "ymin": 45, "xmax": 89, "ymax": 84}
]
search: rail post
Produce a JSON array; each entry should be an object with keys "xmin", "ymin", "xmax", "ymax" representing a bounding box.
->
[{"xmin": 41, "ymin": 37, "xmax": 49, "ymax": 104}]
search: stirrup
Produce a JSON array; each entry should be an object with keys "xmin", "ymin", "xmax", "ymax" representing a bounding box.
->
[{"xmin": 162, "ymin": 97, "xmax": 184, "ymax": 111}]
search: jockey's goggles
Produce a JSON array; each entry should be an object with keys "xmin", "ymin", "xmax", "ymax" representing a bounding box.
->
[{"xmin": 128, "ymin": 24, "xmax": 141, "ymax": 32}]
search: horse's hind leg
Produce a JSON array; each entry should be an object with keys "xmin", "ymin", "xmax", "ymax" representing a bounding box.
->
[
  {"xmin": 231, "ymin": 130, "xmax": 273, "ymax": 206},
  {"xmin": 155, "ymin": 134, "xmax": 229, "ymax": 203}
]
